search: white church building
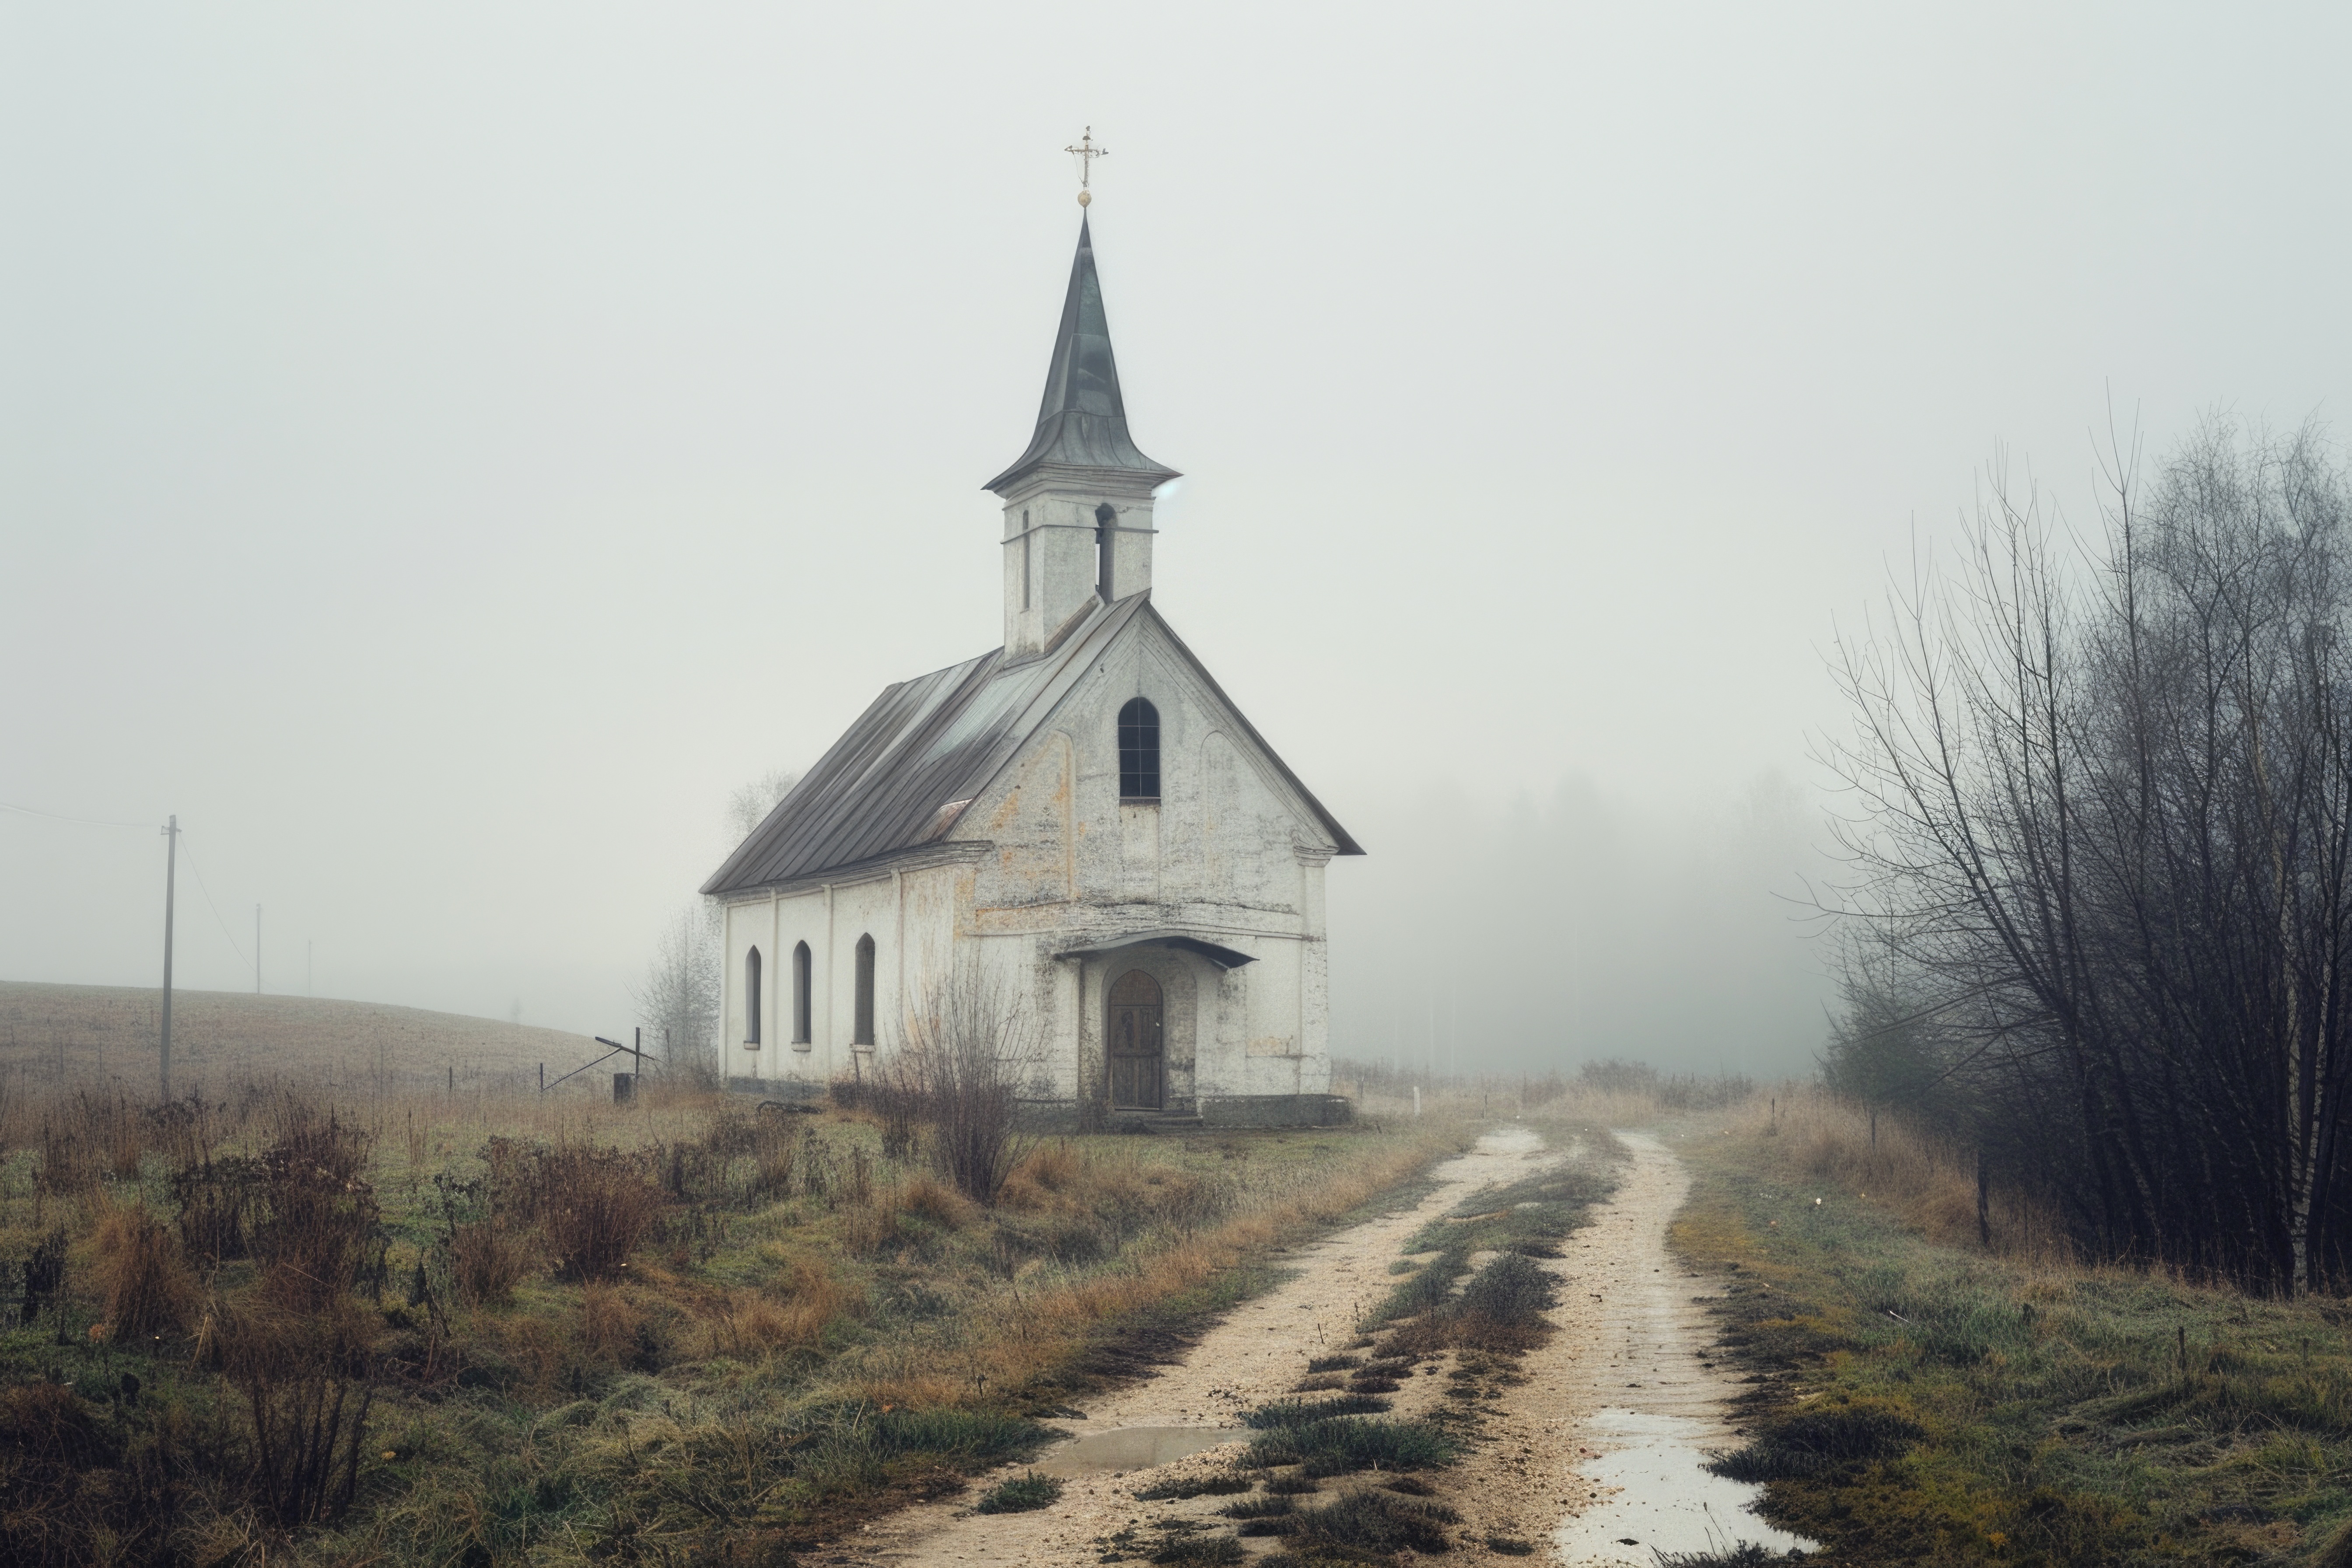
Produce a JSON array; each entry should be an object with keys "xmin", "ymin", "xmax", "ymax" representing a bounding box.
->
[{"xmin": 703, "ymin": 214, "xmax": 1362, "ymax": 1127}]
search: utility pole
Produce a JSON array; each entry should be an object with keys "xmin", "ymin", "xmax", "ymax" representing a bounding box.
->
[
  {"xmin": 159, "ymin": 815, "xmax": 178, "ymax": 1101},
  {"xmin": 255, "ymin": 904, "xmax": 262, "ymax": 994}
]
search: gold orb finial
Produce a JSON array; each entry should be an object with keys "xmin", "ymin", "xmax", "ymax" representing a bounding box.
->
[{"xmin": 1064, "ymin": 127, "xmax": 1106, "ymax": 204}]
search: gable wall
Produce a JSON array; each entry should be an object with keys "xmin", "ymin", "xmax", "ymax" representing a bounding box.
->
[{"xmin": 959, "ymin": 615, "xmax": 1334, "ymax": 924}]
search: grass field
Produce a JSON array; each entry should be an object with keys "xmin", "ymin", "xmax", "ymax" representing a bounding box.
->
[
  {"xmin": 0, "ymin": 1025, "xmax": 1472, "ymax": 1568},
  {"xmin": 0, "ymin": 981, "xmax": 599, "ymax": 1094},
  {"xmin": 1678, "ymin": 1091, "xmax": 2352, "ymax": 1567}
]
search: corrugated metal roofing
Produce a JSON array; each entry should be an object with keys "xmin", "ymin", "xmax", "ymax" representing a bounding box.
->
[
  {"xmin": 982, "ymin": 214, "xmax": 1179, "ymax": 494},
  {"xmin": 700, "ymin": 595, "xmax": 1362, "ymax": 897}
]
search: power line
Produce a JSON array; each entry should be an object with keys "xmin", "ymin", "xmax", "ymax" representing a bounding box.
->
[
  {"xmin": 176, "ymin": 833, "xmax": 252, "ymax": 967},
  {"xmin": 0, "ymin": 799, "xmax": 153, "ymax": 830}
]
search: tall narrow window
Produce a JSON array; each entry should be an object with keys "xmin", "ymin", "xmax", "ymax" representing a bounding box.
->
[
  {"xmin": 744, "ymin": 947, "xmax": 763, "ymax": 1047},
  {"xmin": 1095, "ymin": 502, "xmax": 1117, "ymax": 601},
  {"xmin": 1021, "ymin": 510, "xmax": 1032, "ymax": 609},
  {"xmin": 1119, "ymin": 698, "xmax": 1161, "ymax": 800},
  {"xmin": 791, "ymin": 941, "xmax": 812, "ymax": 1044},
  {"xmin": 853, "ymin": 933, "xmax": 877, "ymax": 1045}
]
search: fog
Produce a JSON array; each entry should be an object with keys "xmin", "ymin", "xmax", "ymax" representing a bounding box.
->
[{"xmin": 4, "ymin": 4, "xmax": 2348, "ymax": 1078}]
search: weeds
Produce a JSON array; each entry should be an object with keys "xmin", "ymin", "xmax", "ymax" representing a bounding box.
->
[
  {"xmin": 1240, "ymin": 1394, "xmax": 1393, "ymax": 1427},
  {"xmin": 1243, "ymin": 1417, "xmax": 1458, "ymax": 1474},
  {"xmin": 89, "ymin": 1198, "xmax": 199, "ymax": 1340},
  {"xmin": 0, "ymin": 1064, "xmax": 1463, "ymax": 1568},
  {"xmin": 1135, "ymin": 1473, "xmax": 1253, "ymax": 1500},
  {"xmin": 973, "ymin": 1469, "xmax": 1063, "ymax": 1513}
]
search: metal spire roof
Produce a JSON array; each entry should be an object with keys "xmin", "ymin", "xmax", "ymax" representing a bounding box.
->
[{"xmin": 983, "ymin": 215, "xmax": 1179, "ymax": 494}]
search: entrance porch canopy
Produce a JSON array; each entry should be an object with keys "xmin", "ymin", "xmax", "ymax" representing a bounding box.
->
[{"xmin": 1051, "ymin": 928, "xmax": 1258, "ymax": 971}]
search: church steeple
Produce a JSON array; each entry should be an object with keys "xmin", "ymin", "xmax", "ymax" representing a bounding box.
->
[
  {"xmin": 990, "ymin": 217, "xmax": 1180, "ymax": 658},
  {"xmin": 985, "ymin": 216, "xmax": 1178, "ymax": 494}
]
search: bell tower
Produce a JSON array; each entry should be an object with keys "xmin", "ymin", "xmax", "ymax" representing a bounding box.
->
[{"xmin": 986, "ymin": 214, "xmax": 1180, "ymax": 657}]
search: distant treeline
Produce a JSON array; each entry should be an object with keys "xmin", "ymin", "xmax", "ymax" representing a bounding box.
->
[
  {"xmin": 1336, "ymin": 1056, "xmax": 1753, "ymax": 1111},
  {"xmin": 1822, "ymin": 416, "xmax": 2352, "ymax": 1295}
]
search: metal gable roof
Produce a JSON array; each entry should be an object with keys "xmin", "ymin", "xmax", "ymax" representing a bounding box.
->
[
  {"xmin": 700, "ymin": 591, "xmax": 1362, "ymax": 897},
  {"xmin": 700, "ymin": 597, "xmax": 1147, "ymax": 895}
]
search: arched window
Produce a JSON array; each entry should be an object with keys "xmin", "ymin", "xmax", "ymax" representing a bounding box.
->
[
  {"xmin": 1095, "ymin": 502, "xmax": 1117, "ymax": 601},
  {"xmin": 1119, "ymin": 698, "xmax": 1160, "ymax": 800},
  {"xmin": 744, "ymin": 947, "xmax": 763, "ymax": 1048},
  {"xmin": 853, "ymin": 934, "xmax": 877, "ymax": 1045},
  {"xmin": 792, "ymin": 941, "xmax": 812, "ymax": 1044}
]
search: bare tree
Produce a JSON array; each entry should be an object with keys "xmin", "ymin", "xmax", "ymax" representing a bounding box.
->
[
  {"xmin": 895, "ymin": 971, "xmax": 1046, "ymax": 1204},
  {"xmin": 632, "ymin": 904, "xmax": 722, "ymax": 1086},
  {"xmin": 726, "ymin": 767, "xmax": 802, "ymax": 845},
  {"xmin": 1820, "ymin": 414, "xmax": 2352, "ymax": 1294}
]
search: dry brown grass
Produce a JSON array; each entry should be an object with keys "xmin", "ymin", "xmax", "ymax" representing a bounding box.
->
[
  {"xmin": 696, "ymin": 1258, "xmax": 847, "ymax": 1361},
  {"xmin": 0, "ymin": 979, "xmax": 597, "ymax": 1092},
  {"xmin": 839, "ymin": 1133, "xmax": 1447, "ymax": 1409},
  {"xmin": 577, "ymin": 1284, "xmax": 649, "ymax": 1367},
  {"xmin": 1724, "ymin": 1085, "xmax": 2073, "ymax": 1263},
  {"xmin": 524, "ymin": 1144, "xmax": 663, "ymax": 1282},
  {"xmin": 88, "ymin": 1196, "xmax": 199, "ymax": 1341},
  {"xmin": 449, "ymin": 1221, "xmax": 531, "ymax": 1307}
]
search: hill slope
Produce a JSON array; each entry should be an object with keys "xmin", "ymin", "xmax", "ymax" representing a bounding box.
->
[{"xmin": 0, "ymin": 980, "xmax": 602, "ymax": 1092}]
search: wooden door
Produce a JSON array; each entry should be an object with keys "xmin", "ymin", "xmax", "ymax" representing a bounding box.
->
[{"xmin": 1107, "ymin": 970, "xmax": 1165, "ymax": 1110}]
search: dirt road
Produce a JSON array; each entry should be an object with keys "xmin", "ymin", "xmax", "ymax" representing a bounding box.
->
[{"xmin": 826, "ymin": 1127, "xmax": 1803, "ymax": 1565}]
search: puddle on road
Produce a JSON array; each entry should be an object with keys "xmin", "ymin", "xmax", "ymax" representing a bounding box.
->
[
  {"xmin": 1554, "ymin": 1408, "xmax": 1817, "ymax": 1566},
  {"xmin": 1033, "ymin": 1426, "xmax": 1249, "ymax": 1476}
]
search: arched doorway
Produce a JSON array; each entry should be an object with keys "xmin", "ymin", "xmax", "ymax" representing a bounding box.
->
[{"xmin": 1107, "ymin": 970, "xmax": 1165, "ymax": 1110}]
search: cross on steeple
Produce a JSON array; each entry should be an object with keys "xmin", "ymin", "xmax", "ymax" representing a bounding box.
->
[{"xmin": 1064, "ymin": 127, "xmax": 1107, "ymax": 205}]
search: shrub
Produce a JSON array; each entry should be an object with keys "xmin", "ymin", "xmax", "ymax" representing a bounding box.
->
[
  {"xmin": 973, "ymin": 1470, "xmax": 1063, "ymax": 1513},
  {"xmin": 172, "ymin": 1153, "xmax": 254, "ymax": 1267},
  {"xmin": 449, "ymin": 1221, "xmax": 530, "ymax": 1307},
  {"xmin": 89, "ymin": 1199, "xmax": 198, "ymax": 1341},
  {"xmin": 899, "ymin": 973, "xmax": 1043, "ymax": 1204},
  {"xmin": 251, "ymin": 1100, "xmax": 381, "ymax": 1311},
  {"xmin": 1304, "ymin": 1354, "xmax": 1361, "ymax": 1373},
  {"xmin": 528, "ymin": 1145, "xmax": 662, "ymax": 1282},
  {"xmin": 213, "ymin": 1300, "xmax": 379, "ymax": 1526},
  {"xmin": 21, "ymin": 1227, "xmax": 66, "ymax": 1328}
]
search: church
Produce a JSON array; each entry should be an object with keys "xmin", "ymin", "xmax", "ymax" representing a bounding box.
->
[{"xmin": 702, "ymin": 210, "xmax": 1362, "ymax": 1127}]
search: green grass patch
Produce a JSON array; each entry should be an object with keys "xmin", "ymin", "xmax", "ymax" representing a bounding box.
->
[
  {"xmin": 1133, "ymin": 1473, "xmax": 1253, "ymax": 1501},
  {"xmin": 1243, "ymin": 1416, "xmax": 1459, "ymax": 1474},
  {"xmin": 1240, "ymin": 1393, "xmax": 1393, "ymax": 1427},
  {"xmin": 972, "ymin": 1470, "xmax": 1063, "ymax": 1513},
  {"xmin": 1679, "ymin": 1127, "xmax": 2352, "ymax": 1565}
]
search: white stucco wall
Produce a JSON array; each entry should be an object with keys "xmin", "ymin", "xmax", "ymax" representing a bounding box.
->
[{"xmin": 716, "ymin": 608, "xmax": 1342, "ymax": 1113}]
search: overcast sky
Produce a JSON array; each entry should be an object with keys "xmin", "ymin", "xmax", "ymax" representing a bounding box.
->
[{"xmin": 6, "ymin": 4, "xmax": 2348, "ymax": 1073}]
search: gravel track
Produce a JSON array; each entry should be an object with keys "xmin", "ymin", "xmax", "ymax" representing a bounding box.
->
[{"xmin": 822, "ymin": 1127, "xmax": 1779, "ymax": 1566}]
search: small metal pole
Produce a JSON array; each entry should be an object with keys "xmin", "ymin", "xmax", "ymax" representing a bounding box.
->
[
  {"xmin": 538, "ymin": 1062, "xmax": 545, "ymax": 1092},
  {"xmin": 159, "ymin": 815, "xmax": 178, "ymax": 1101}
]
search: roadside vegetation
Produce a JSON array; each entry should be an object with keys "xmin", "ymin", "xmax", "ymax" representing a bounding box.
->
[
  {"xmin": 1680, "ymin": 1088, "xmax": 2352, "ymax": 1565},
  {"xmin": 0, "ymin": 1067, "xmax": 1463, "ymax": 1567}
]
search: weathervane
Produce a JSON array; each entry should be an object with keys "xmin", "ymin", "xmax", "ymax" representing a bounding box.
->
[{"xmin": 1064, "ymin": 126, "xmax": 1107, "ymax": 206}]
